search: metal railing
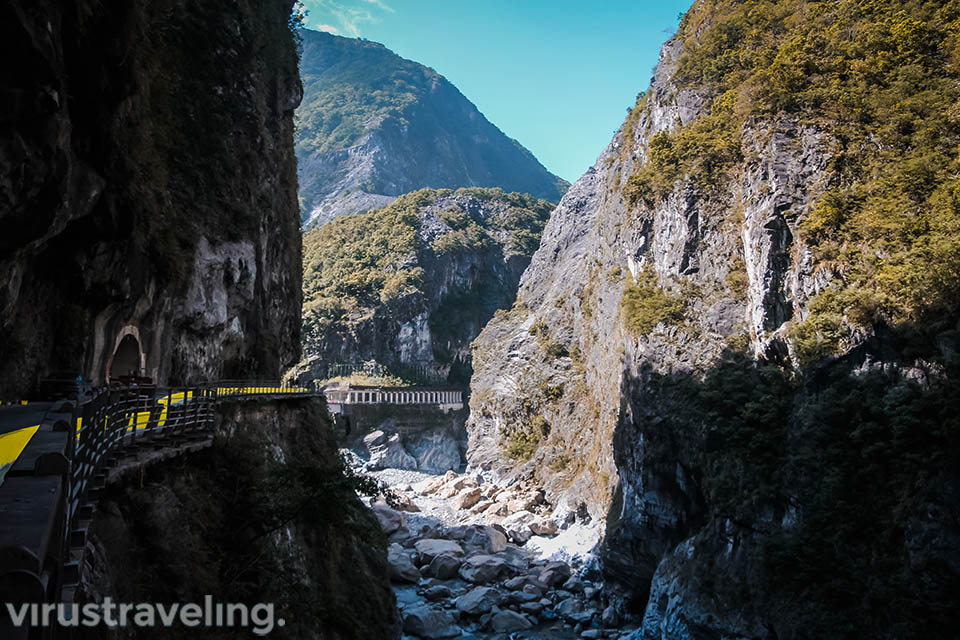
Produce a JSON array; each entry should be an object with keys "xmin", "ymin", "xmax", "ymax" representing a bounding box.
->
[{"xmin": 61, "ymin": 381, "xmax": 315, "ymax": 599}]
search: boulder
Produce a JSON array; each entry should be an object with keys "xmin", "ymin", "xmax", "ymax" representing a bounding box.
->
[
  {"xmin": 458, "ymin": 554, "xmax": 510, "ymax": 584},
  {"xmin": 451, "ymin": 487, "xmax": 482, "ymax": 511},
  {"xmin": 519, "ymin": 601, "xmax": 543, "ymax": 615},
  {"xmin": 562, "ymin": 577, "xmax": 582, "ymax": 592},
  {"xmin": 482, "ymin": 502, "xmax": 510, "ymax": 522},
  {"xmin": 424, "ymin": 553, "xmax": 462, "ymax": 580},
  {"xmin": 556, "ymin": 596, "xmax": 583, "ymax": 619},
  {"xmin": 500, "ymin": 510, "xmax": 537, "ymax": 544},
  {"xmin": 529, "ymin": 517, "xmax": 559, "ymax": 536},
  {"xmin": 387, "ymin": 543, "xmax": 420, "ymax": 584},
  {"xmin": 402, "ymin": 606, "xmax": 461, "ymax": 639},
  {"xmin": 508, "ymin": 495, "xmax": 539, "ymax": 513},
  {"xmin": 368, "ymin": 433, "xmax": 418, "ymax": 471},
  {"xmin": 506, "ymin": 590, "xmax": 539, "ymax": 604},
  {"xmin": 404, "ymin": 427, "xmax": 463, "ymax": 473},
  {"xmin": 415, "ymin": 539, "xmax": 464, "ymax": 564},
  {"xmin": 601, "ymin": 604, "xmax": 620, "ymax": 627},
  {"xmin": 372, "ymin": 505, "xmax": 405, "ymax": 535},
  {"xmin": 416, "ymin": 475, "xmax": 447, "ymax": 496},
  {"xmin": 389, "ymin": 493, "xmax": 421, "ymax": 513},
  {"xmin": 539, "ymin": 561, "xmax": 572, "ymax": 587},
  {"xmin": 439, "ymin": 475, "xmax": 478, "ymax": 498},
  {"xmin": 499, "ymin": 545, "xmax": 532, "ymax": 573},
  {"xmin": 470, "ymin": 499, "xmax": 495, "ymax": 514},
  {"xmin": 489, "ymin": 610, "xmax": 532, "ymax": 633},
  {"xmin": 423, "ymin": 585, "xmax": 453, "ymax": 601},
  {"xmin": 456, "ymin": 524, "xmax": 508, "ymax": 554},
  {"xmin": 503, "ymin": 576, "xmax": 527, "ymax": 591},
  {"xmin": 455, "ymin": 586, "xmax": 501, "ymax": 616},
  {"xmin": 362, "ymin": 430, "xmax": 387, "ymax": 448},
  {"xmin": 570, "ymin": 609, "xmax": 596, "ymax": 625}
]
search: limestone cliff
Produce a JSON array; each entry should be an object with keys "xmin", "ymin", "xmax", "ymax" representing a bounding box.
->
[
  {"xmin": 81, "ymin": 397, "xmax": 401, "ymax": 640},
  {"xmin": 467, "ymin": 1, "xmax": 960, "ymax": 637},
  {"xmin": 0, "ymin": 0, "xmax": 303, "ymax": 398},
  {"xmin": 295, "ymin": 30, "xmax": 568, "ymax": 227},
  {"xmin": 300, "ymin": 187, "xmax": 554, "ymax": 386}
]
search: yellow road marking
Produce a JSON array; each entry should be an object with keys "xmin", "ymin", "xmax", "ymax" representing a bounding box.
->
[{"xmin": 0, "ymin": 425, "xmax": 41, "ymax": 484}]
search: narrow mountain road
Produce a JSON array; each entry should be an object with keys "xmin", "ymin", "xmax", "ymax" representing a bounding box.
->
[{"xmin": 0, "ymin": 403, "xmax": 53, "ymax": 484}]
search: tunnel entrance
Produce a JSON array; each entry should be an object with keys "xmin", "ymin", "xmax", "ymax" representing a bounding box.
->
[{"xmin": 106, "ymin": 334, "xmax": 142, "ymax": 382}]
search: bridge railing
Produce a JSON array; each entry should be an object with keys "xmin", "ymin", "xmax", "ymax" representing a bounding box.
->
[
  {"xmin": 66, "ymin": 385, "xmax": 218, "ymax": 569},
  {"xmin": 66, "ymin": 381, "xmax": 311, "ymax": 519},
  {"xmin": 61, "ymin": 381, "xmax": 315, "ymax": 600},
  {"xmin": 0, "ymin": 380, "xmax": 322, "ymax": 637}
]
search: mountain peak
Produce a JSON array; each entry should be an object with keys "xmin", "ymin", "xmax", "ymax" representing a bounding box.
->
[{"xmin": 295, "ymin": 29, "xmax": 568, "ymax": 227}]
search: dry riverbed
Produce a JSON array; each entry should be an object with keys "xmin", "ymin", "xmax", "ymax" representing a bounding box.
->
[{"xmin": 357, "ymin": 466, "xmax": 641, "ymax": 639}]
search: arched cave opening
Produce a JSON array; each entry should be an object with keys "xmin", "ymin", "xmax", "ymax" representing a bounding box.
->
[{"xmin": 108, "ymin": 334, "xmax": 142, "ymax": 381}]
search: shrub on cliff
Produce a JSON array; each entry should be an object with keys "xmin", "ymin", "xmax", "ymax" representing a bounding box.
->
[
  {"xmin": 300, "ymin": 187, "xmax": 553, "ymax": 356},
  {"xmin": 620, "ymin": 268, "xmax": 685, "ymax": 335},
  {"xmin": 624, "ymin": 0, "xmax": 960, "ymax": 357}
]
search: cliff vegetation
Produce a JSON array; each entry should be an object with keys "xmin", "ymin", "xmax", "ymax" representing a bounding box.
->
[
  {"xmin": 299, "ymin": 188, "xmax": 553, "ymax": 385},
  {"xmin": 625, "ymin": 0, "xmax": 960, "ymax": 361},
  {"xmin": 466, "ymin": 1, "xmax": 960, "ymax": 637}
]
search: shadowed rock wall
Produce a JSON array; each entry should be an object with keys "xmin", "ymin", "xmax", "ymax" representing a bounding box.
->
[{"xmin": 0, "ymin": 0, "xmax": 303, "ymax": 397}]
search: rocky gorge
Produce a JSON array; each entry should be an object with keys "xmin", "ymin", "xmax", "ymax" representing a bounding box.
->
[
  {"xmin": 459, "ymin": 1, "xmax": 960, "ymax": 638},
  {"xmin": 2, "ymin": 0, "xmax": 958, "ymax": 638},
  {"xmin": 365, "ymin": 468, "xmax": 640, "ymax": 639}
]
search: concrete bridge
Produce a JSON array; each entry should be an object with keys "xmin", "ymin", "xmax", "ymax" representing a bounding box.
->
[
  {"xmin": 0, "ymin": 381, "xmax": 319, "ymax": 639},
  {"xmin": 323, "ymin": 384, "xmax": 465, "ymax": 414}
]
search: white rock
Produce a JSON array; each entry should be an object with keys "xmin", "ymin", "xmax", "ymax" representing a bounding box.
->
[
  {"xmin": 451, "ymin": 487, "xmax": 482, "ymax": 510},
  {"xmin": 529, "ymin": 517, "xmax": 559, "ymax": 536},
  {"xmin": 501, "ymin": 510, "xmax": 537, "ymax": 544}
]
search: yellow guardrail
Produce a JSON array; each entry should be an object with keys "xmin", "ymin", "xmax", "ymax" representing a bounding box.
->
[
  {"xmin": 215, "ymin": 386, "xmax": 309, "ymax": 396},
  {"xmin": 71, "ymin": 386, "xmax": 311, "ymax": 438}
]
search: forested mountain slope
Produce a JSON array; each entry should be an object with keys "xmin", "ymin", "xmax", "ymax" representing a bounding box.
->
[{"xmin": 295, "ymin": 30, "xmax": 567, "ymax": 227}]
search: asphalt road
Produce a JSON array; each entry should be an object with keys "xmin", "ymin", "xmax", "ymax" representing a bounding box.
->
[{"xmin": 0, "ymin": 403, "xmax": 52, "ymax": 437}]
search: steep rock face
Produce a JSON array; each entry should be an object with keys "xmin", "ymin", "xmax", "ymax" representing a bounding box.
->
[
  {"xmin": 300, "ymin": 188, "xmax": 554, "ymax": 385},
  {"xmin": 295, "ymin": 30, "xmax": 567, "ymax": 227},
  {"xmin": 81, "ymin": 397, "xmax": 401, "ymax": 640},
  {"xmin": 468, "ymin": 1, "xmax": 960, "ymax": 637},
  {"xmin": 0, "ymin": 0, "xmax": 302, "ymax": 398}
]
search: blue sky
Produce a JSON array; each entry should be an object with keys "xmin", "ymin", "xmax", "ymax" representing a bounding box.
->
[{"xmin": 299, "ymin": 1, "xmax": 694, "ymax": 183}]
